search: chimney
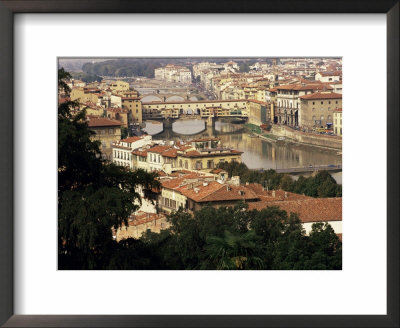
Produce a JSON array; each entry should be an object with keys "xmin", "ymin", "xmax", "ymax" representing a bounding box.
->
[
  {"xmin": 272, "ymin": 190, "xmax": 276, "ymax": 198},
  {"xmin": 284, "ymin": 192, "xmax": 288, "ymax": 199}
]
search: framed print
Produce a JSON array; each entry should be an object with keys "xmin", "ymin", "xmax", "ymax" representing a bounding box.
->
[{"xmin": 0, "ymin": 1, "xmax": 399, "ymax": 327}]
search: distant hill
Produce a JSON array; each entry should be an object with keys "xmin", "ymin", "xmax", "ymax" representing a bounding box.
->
[
  {"xmin": 58, "ymin": 58, "xmax": 108, "ymax": 72},
  {"xmin": 59, "ymin": 57, "xmax": 271, "ymax": 77}
]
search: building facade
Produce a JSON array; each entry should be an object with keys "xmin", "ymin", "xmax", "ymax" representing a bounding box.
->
[
  {"xmin": 333, "ymin": 108, "xmax": 343, "ymax": 136},
  {"xmin": 87, "ymin": 117, "xmax": 122, "ymax": 160},
  {"xmin": 299, "ymin": 92, "xmax": 342, "ymax": 130}
]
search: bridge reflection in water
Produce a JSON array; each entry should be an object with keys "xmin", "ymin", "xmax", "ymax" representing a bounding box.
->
[
  {"xmin": 144, "ymin": 118, "xmax": 244, "ymax": 137},
  {"xmin": 143, "ymin": 119, "xmax": 342, "ymax": 183}
]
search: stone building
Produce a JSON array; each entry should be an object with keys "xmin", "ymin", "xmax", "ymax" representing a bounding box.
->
[
  {"xmin": 87, "ymin": 117, "xmax": 121, "ymax": 160},
  {"xmin": 122, "ymin": 96, "xmax": 143, "ymax": 124},
  {"xmin": 299, "ymin": 92, "xmax": 342, "ymax": 130},
  {"xmin": 274, "ymin": 84, "xmax": 333, "ymax": 127}
]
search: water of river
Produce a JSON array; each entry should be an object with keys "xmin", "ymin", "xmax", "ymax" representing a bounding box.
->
[{"xmin": 143, "ymin": 119, "xmax": 342, "ymax": 184}]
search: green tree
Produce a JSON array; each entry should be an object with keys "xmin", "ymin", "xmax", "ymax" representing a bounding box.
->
[
  {"xmin": 58, "ymin": 68, "xmax": 160, "ymax": 269},
  {"xmin": 121, "ymin": 127, "xmax": 129, "ymax": 139},
  {"xmin": 204, "ymin": 230, "xmax": 264, "ymax": 270}
]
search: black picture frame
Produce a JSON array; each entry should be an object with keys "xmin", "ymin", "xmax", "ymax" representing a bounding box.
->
[{"xmin": 0, "ymin": 1, "xmax": 398, "ymax": 327}]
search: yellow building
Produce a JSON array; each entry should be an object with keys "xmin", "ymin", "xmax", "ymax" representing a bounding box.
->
[
  {"xmin": 70, "ymin": 88, "xmax": 99, "ymax": 104},
  {"xmin": 142, "ymin": 99, "xmax": 248, "ymax": 119},
  {"xmin": 122, "ymin": 97, "xmax": 143, "ymax": 124},
  {"xmin": 116, "ymin": 89, "xmax": 139, "ymax": 98},
  {"xmin": 159, "ymin": 174, "xmax": 258, "ymax": 214},
  {"xmin": 299, "ymin": 92, "xmax": 342, "ymax": 129},
  {"xmin": 110, "ymin": 80, "xmax": 130, "ymax": 92},
  {"xmin": 247, "ymin": 100, "xmax": 270, "ymax": 126},
  {"xmin": 78, "ymin": 102, "xmax": 104, "ymax": 117},
  {"xmin": 88, "ymin": 117, "xmax": 122, "ymax": 160},
  {"xmin": 333, "ymin": 108, "xmax": 342, "ymax": 136},
  {"xmin": 176, "ymin": 148, "xmax": 243, "ymax": 171},
  {"xmin": 106, "ymin": 107, "xmax": 129, "ymax": 128},
  {"xmin": 114, "ymin": 212, "xmax": 170, "ymax": 241}
]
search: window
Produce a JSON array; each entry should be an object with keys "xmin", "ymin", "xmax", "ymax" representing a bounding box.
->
[
  {"xmin": 321, "ymin": 101, "xmax": 323, "ymax": 104},
  {"xmin": 328, "ymin": 101, "xmax": 331, "ymax": 104},
  {"xmin": 328, "ymin": 115, "xmax": 332, "ymax": 121},
  {"xmin": 320, "ymin": 115, "xmax": 324, "ymax": 120},
  {"xmin": 312, "ymin": 115, "xmax": 316, "ymax": 121},
  {"xmin": 312, "ymin": 101, "xmax": 315, "ymax": 105},
  {"xmin": 336, "ymin": 101, "xmax": 338, "ymax": 104}
]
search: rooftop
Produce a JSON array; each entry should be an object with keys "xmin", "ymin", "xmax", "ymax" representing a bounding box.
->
[
  {"xmin": 87, "ymin": 117, "xmax": 121, "ymax": 127},
  {"xmin": 248, "ymin": 197, "xmax": 342, "ymax": 223},
  {"xmin": 300, "ymin": 92, "xmax": 342, "ymax": 100}
]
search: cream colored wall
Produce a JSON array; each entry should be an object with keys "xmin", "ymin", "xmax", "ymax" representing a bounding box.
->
[
  {"xmin": 91, "ymin": 127, "xmax": 121, "ymax": 160},
  {"xmin": 71, "ymin": 88, "xmax": 99, "ymax": 104},
  {"xmin": 334, "ymin": 111, "xmax": 342, "ymax": 136},
  {"xmin": 122, "ymin": 99, "xmax": 142, "ymax": 123},
  {"xmin": 300, "ymin": 98, "xmax": 342, "ymax": 128},
  {"xmin": 176, "ymin": 154, "xmax": 241, "ymax": 171},
  {"xmin": 115, "ymin": 217, "xmax": 170, "ymax": 241},
  {"xmin": 161, "ymin": 188, "xmax": 187, "ymax": 212},
  {"xmin": 143, "ymin": 100, "xmax": 248, "ymax": 112},
  {"xmin": 110, "ymin": 81, "xmax": 129, "ymax": 92}
]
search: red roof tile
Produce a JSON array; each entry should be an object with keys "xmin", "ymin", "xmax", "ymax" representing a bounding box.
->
[
  {"xmin": 248, "ymin": 198, "xmax": 342, "ymax": 223},
  {"xmin": 300, "ymin": 92, "xmax": 342, "ymax": 100},
  {"xmin": 88, "ymin": 117, "xmax": 121, "ymax": 127}
]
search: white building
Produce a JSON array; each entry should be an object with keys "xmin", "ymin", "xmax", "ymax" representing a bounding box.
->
[
  {"xmin": 112, "ymin": 135, "xmax": 152, "ymax": 169},
  {"xmin": 154, "ymin": 64, "xmax": 192, "ymax": 84},
  {"xmin": 315, "ymin": 71, "xmax": 341, "ymax": 83}
]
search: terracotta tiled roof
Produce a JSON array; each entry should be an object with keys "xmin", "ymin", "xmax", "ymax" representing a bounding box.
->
[
  {"xmin": 161, "ymin": 148, "xmax": 178, "ymax": 158},
  {"xmin": 132, "ymin": 150, "xmax": 148, "ymax": 157},
  {"xmin": 245, "ymin": 184, "xmax": 311, "ymax": 201},
  {"xmin": 120, "ymin": 136, "xmax": 143, "ymax": 143},
  {"xmin": 88, "ymin": 117, "xmax": 121, "ymax": 127},
  {"xmin": 210, "ymin": 168, "xmax": 226, "ymax": 174},
  {"xmin": 276, "ymin": 84, "xmax": 333, "ymax": 91},
  {"xmin": 248, "ymin": 197, "xmax": 342, "ymax": 223},
  {"xmin": 300, "ymin": 92, "xmax": 342, "ymax": 100},
  {"xmin": 127, "ymin": 211, "xmax": 166, "ymax": 227},
  {"xmin": 318, "ymin": 71, "xmax": 342, "ymax": 76},
  {"xmin": 148, "ymin": 145, "xmax": 172, "ymax": 154},
  {"xmin": 176, "ymin": 182, "xmax": 258, "ymax": 203}
]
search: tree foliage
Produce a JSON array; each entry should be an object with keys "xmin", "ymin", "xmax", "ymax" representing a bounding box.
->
[
  {"xmin": 141, "ymin": 204, "xmax": 342, "ymax": 270},
  {"xmin": 58, "ymin": 68, "xmax": 160, "ymax": 269},
  {"xmin": 217, "ymin": 161, "xmax": 342, "ymax": 197}
]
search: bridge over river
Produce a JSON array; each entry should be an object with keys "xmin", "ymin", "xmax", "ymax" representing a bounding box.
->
[{"xmin": 144, "ymin": 117, "xmax": 246, "ymax": 136}]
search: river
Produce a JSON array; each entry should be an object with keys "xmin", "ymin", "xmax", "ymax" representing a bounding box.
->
[{"xmin": 143, "ymin": 119, "xmax": 342, "ymax": 184}]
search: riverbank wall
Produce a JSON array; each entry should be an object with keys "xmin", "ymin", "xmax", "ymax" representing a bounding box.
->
[{"xmin": 270, "ymin": 126, "xmax": 342, "ymax": 150}]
